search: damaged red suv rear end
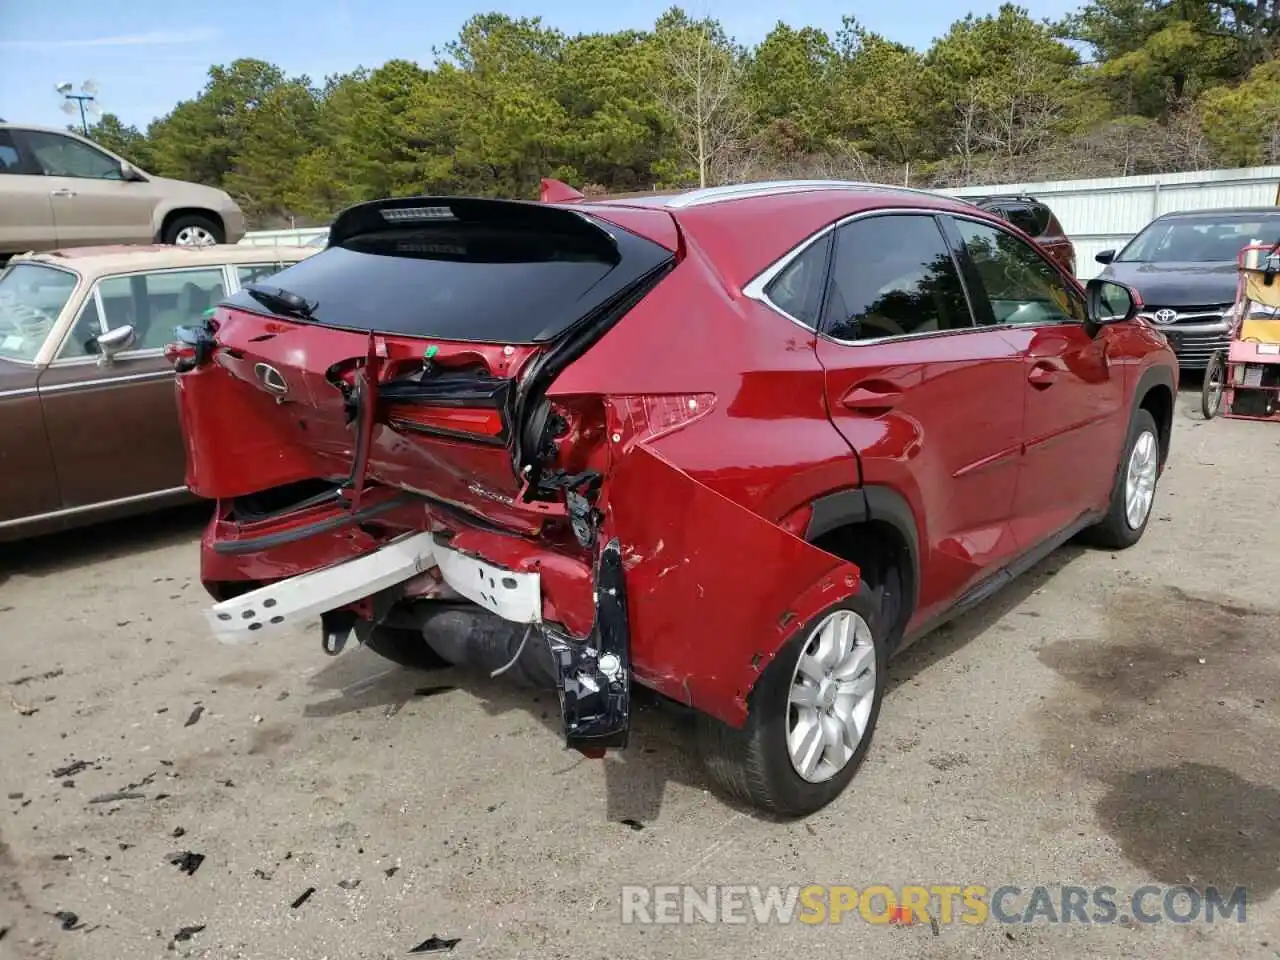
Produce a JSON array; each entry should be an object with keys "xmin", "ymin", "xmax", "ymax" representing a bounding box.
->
[
  {"xmin": 174, "ymin": 186, "xmax": 872, "ymax": 815},
  {"xmin": 173, "ymin": 180, "xmax": 1172, "ymax": 817}
]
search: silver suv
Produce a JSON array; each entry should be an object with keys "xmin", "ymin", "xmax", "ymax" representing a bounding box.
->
[{"xmin": 0, "ymin": 123, "xmax": 245, "ymax": 256}]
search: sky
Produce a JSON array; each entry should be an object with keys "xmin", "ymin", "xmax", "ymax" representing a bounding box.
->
[{"xmin": 0, "ymin": 0, "xmax": 1084, "ymax": 132}]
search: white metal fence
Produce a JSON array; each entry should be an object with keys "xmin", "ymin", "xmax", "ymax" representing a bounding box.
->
[
  {"xmin": 240, "ymin": 166, "xmax": 1280, "ymax": 278},
  {"xmin": 940, "ymin": 166, "xmax": 1280, "ymax": 277},
  {"xmin": 239, "ymin": 226, "xmax": 328, "ymax": 248}
]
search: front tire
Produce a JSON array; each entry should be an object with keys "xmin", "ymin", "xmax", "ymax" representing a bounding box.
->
[
  {"xmin": 162, "ymin": 214, "xmax": 224, "ymax": 246},
  {"xmin": 1082, "ymin": 408, "xmax": 1161, "ymax": 550},
  {"xmin": 697, "ymin": 585, "xmax": 887, "ymax": 818}
]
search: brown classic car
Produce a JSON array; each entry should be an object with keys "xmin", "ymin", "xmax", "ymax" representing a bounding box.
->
[{"xmin": 0, "ymin": 243, "xmax": 317, "ymax": 541}]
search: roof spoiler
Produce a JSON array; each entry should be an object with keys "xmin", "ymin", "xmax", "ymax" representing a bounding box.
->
[
  {"xmin": 327, "ymin": 194, "xmax": 614, "ymax": 252},
  {"xmin": 540, "ymin": 178, "xmax": 585, "ymax": 204}
]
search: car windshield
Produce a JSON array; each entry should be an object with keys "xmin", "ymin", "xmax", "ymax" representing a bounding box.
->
[
  {"xmin": 1118, "ymin": 216, "xmax": 1280, "ymax": 263},
  {"xmin": 0, "ymin": 263, "xmax": 79, "ymax": 362}
]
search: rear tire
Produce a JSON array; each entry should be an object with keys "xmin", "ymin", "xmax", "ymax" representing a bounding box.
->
[
  {"xmin": 162, "ymin": 214, "xmax": 223, "ymax": 246},
  {"xmin": 1081, "ymin": 408, "xmax": 1160, "ymax": 550},
  {"xmin": 696, "ymin": 584, "xmax": 886, "ymax": 818},
  {"xmin": 1201, "ymin": 351, "xmax": 1225, "ymax": 420}
]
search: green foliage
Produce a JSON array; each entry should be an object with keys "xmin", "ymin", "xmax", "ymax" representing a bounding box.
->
[{"xmin": 116, "ymin": 3, "xmax": 1280, "ymax": 226}]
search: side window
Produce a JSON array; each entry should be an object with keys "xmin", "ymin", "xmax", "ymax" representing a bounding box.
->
[
  {"xmin": 236, "ymin": 263, "xmax": 288, "ymax": 287},
  {"xmin": 21, "ymin": 131, "xmax": 122, "ymax": 180},
  {"xmin": 95, "ymin": 268, "xmax": 227, "ymax": 353},
  {"xmin": 954, "ymin": 219, "xmax": 1086, "ymax": 326},
  {"xmin": 60, "ymin": 297, "xmax": 106, "ymax": 358},
  {"xmin": 822, "ymin": 215, "xmax": 973, "ymax": 342},
  {"xmin": 0, "ymin": 130, "xmax": 20, "ymax": 174},
  {"xmin": 763, "ymin": 235, "xmax": 830, "ymax": 330}
]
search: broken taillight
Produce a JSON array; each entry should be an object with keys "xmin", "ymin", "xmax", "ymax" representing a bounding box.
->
[
  {"xmin": 604, "ymin": 394, "xmax": 716, "ymax": 451},
  {"xmin": 165, "ymin": 324, "xmax": 216, "ymax": 373},
  {"xmin": 383, "ymin": 402, "xmax": 507, "ymax": 444}
]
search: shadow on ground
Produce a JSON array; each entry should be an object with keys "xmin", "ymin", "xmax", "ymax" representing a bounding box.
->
[
  {"xmin": 300, "ymin": 543, "xmax": 1092, "ymax": 825},
  {"xmin": 0, "ymin": 503, "xmax": 210, "ymax": 588}
]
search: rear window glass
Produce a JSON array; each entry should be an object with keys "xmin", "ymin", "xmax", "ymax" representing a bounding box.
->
[
  {"xmin": 222, "ymin": 214, "xmax": 673, "ymax": 344},
  {"xmin": 1006, "ymin": 203, "xmax": 1052, "ymax": 237}
]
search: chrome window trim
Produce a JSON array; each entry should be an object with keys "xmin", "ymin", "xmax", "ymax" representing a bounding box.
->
[
  {"xmin": 743, "ymin": 207, "xmax": 986, "ymax": 346},
  {"xmin": 39, "ymin": 368, "xmax": 173, "ymax": 394},
  {"xmin": 51, "ymin": 285, "xmax": 108, "ymax": 363},
  {"xmin": 743, "ymin": 205, "xmax": 1091, "ymax": 347},
  {"xmin": 0, "ymin": 386, "xmax": 39, "ymax": 400}
]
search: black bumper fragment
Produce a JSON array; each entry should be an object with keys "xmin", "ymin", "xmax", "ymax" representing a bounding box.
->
[{"xmin": 544, "ymin": 537, "xmax": 630, "ymax": 755}]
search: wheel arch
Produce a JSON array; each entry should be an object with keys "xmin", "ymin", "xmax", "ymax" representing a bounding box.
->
[
  {"xmin": 801, "ymin": 486, "xmax": 920, "ymax": 649},
  {"xmin": 1133, "ymin": 363, "xmax": 1176, "ymax": 469},
  {"xmin": 157, "ymin": 207, "xmax": 225, "ymax": 242}
]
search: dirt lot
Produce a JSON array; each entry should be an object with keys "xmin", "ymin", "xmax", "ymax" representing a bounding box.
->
[{"xmin": 3, "ymin": 387, "xmax": 1280, "ymax": 960}]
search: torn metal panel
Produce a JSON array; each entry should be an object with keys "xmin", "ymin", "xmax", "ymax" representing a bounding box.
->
[{"xmin": 605, "ymin": 445, "xmax": 861, "ymax": 727}]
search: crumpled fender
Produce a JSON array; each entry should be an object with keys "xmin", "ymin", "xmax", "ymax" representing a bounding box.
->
[{"xmin": 604, "ymin": 444, "xmax": 861, "ymax": 728}]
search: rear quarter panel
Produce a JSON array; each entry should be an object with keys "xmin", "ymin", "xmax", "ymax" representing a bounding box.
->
[{"xmin": 546, "ymin": 238, "xmax": 860, "ymax": 521}]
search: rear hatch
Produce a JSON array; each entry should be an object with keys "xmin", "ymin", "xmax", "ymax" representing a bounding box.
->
[{"xmin": 173, "ymin": 196, "xmax": 678, "ymax": 533}]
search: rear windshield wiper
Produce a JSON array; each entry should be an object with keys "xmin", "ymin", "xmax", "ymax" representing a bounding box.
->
[{"xmin": 244, "ymin": 284, "xmax": 318, "ymax": 321}]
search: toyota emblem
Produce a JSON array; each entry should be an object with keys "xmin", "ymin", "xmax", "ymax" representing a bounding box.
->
[
  {"xmin": 253, "ymin": 362, "xmax": 289, "ymax": 396},
  {"xmin": 1152, "ymin": 309, "xmax": 1177, "ymax": 325}
]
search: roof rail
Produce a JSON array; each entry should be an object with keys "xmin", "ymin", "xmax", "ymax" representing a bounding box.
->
[
  {"xmin": 664, "ymin": 179, "xmax": 954, "ymax": 208},
  {"xmin": 971, "ymin": 194, "xmax": 1043, "ymax": 204}
]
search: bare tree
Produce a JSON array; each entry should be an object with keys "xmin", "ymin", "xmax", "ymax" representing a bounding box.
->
[
  {"xmin": 655, "ymin": 22, "xmax": 752, "ymax": 187},
  {"xmin": 952, "ymin": 82, "xmax": 984, "ymax": 182},
  {"xmin": 974, "ymin": 54, "xmax": 1068, "ymax": 163},
  {"xmin": 1150, "ymin": 96, "xmax": 1214, "ymax": 171}
]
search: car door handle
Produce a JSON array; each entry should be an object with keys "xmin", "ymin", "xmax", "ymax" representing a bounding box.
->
[
  {"xmin": 50, "ymin": 188, "xmax": 77, "ymax": 198},
  {"xmin": 1028, "ymin": 361, "xmax": 1058, "ymax": 388},
  {"xmin": 841, "ymin": 383, "xmax": 904, "ymax": 414}
]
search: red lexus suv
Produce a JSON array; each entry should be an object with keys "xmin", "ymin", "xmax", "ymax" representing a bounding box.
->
[{"xmin": 171, "ymin": 179, "xmax": 1176, "ymax": 817}]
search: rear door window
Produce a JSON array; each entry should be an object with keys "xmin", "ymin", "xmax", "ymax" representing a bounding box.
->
[
  {"xmin": 0, "ymin": 130, "xmax": 21, "ymax": 174},
  {"xmin": 221, "ymin": 201, "xmax": 673, "ymax": 344},
  {"xmin": 821, "ymin": 214, "xmax": 974, "ymax": 341}
]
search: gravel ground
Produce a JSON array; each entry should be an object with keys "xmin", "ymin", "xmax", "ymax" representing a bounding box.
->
[{"xmin": 2, "ymin": 387, "xmax": 1279, "ymax": 960}]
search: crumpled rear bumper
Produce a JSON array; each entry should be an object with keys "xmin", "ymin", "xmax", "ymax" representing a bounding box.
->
[{"xmin": 200, "ymin": 445, "xmax": 862, "ymax": 752}]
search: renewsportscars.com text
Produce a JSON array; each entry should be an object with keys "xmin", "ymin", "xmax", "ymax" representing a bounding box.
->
[{"xmin": 619, "ymin": 884, "xmax": 1248, "ymax": 926}]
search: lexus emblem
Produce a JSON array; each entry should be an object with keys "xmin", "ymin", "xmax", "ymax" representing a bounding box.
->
[
  {"xmin": 253, "ymin": 362, "xmax": 289, "ymax": 396},
  {"xmin": 1152, "ymin": 309, "xmax": 1177, "ymax": 325}
]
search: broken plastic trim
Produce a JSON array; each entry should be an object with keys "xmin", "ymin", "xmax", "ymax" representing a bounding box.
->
[{"xmin": 545, "ymin": 537, "xmax": 630, "ymax": 754}]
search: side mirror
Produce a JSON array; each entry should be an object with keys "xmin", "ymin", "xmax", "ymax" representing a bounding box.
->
[
  {"xmin": 1095, "ymin": 249, "xmax": 1116, "ymax": 265},
  {"xmin": 93, "ymin": 324, "xmax": 136, "ymax": 362},
  {"xmin": 1084, "ymin": 278, "xmax": 1140, "ymax": 335},
  {"xmin": 119, "ymin": 161, "xmax": 146, "ymax": 182}
]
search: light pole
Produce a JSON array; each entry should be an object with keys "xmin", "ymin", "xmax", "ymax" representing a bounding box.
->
[{"xmin": 56, "ymin": 81, "xmax": 100, "ymax": 135}]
